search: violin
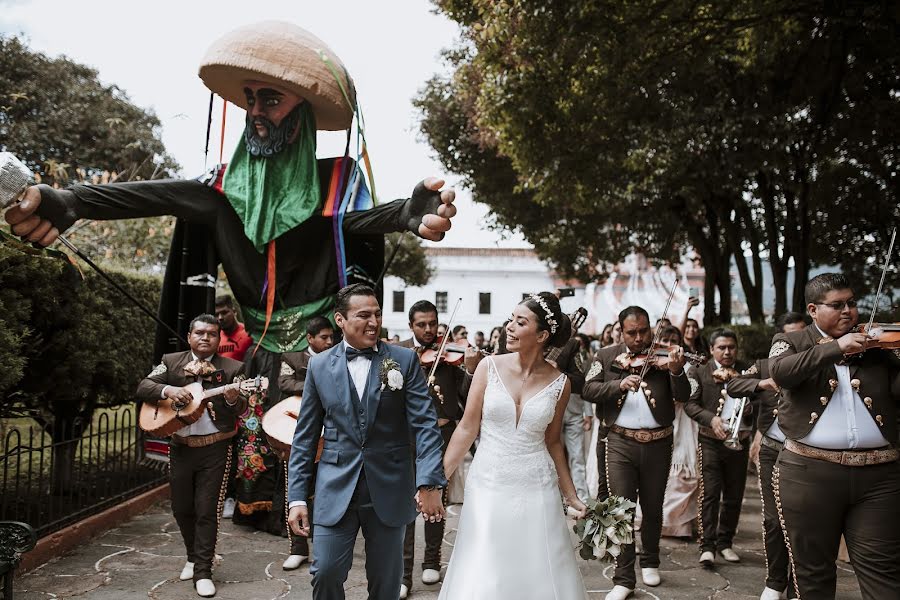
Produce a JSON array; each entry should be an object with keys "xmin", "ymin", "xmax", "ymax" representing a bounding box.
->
[
  {"xmin": 419, "ymin": 336, "xmax": 468, "ymax": 367},
  {"xmin": 844, "ymin": 322, "xmax": 900, "ymax": 355},
  {"xmin": 615, "ymin": 342, "xmax": 708, "ymax": 372}
]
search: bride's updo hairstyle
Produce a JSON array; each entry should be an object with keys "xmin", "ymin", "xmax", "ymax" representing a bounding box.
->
[{"xmin": 520, "ymin": 292, "xmax": 572, "ymax": 348}]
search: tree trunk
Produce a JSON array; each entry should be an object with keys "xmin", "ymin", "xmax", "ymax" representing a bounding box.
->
[{"xmin": 48, "ymin": 401, "xmax": 92, "ymax": 496}]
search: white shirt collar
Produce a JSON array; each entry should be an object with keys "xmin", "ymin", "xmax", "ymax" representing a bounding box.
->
[
  {"xmin": 343, "ymin": 340, "xmax": 378, "ymax": 353},
  {"xmin": 307, "ymin": 346, "xmax": 318, "ymax": 357}
]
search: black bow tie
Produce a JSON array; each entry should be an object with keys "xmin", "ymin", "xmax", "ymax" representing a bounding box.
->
[{"xmin": 346, "ymin": 346, "xmax": 377, "ymax": 361}]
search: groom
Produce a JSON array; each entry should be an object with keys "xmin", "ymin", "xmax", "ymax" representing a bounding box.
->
[{"xmin": 288, "ymin": 283, "xmax": 447, "ymax": 600}]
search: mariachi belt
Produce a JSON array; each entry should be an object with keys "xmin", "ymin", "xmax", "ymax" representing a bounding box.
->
[
  {"xmin": 609, "ymin": 424, "xmax": 673, "ymax": 443},
  {"xmin": 760, "ymin": 435, "xmax": 784, "ymax": 453},
  {"xmin": 171, "ymin": 429, "xmax": 236, "ymax": 448},
  {"xmin": 784, "ymin": 439, "xmax": 899, "ymax": 467}
]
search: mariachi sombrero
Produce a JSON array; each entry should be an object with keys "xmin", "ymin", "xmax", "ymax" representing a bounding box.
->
[{"xmin": 199, "ymin": 21, "xmax": 356, "ymax": 131}]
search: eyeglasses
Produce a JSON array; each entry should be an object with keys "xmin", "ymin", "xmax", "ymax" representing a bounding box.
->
[{"xmin": 816, "ymin": 300, "xmax": 858, "ymax": 311}]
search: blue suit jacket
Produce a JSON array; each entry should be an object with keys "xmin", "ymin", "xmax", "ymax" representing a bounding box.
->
[{"xmin": 288, "ymin": 341, "xmax": 447, "ymax": 528}]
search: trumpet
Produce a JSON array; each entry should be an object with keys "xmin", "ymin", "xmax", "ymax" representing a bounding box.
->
[{"xmin": 723, "ymin": 396, "xmax": 748, "ymax": 451}]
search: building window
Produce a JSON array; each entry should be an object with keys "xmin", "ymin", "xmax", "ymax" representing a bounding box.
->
[
  {"xmin": 435, "ymin": 291, "xmax": 448, "ymax": 313},
  {"xmin": 479, "ymin": 292, "xmax": 491, "ymax": 314},
  {"xmin": 392, "ymin": 290, "xmax": 405, "ymax": 313}
]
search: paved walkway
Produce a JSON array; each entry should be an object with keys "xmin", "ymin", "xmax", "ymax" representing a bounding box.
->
[{"xmin": 14, "ymin": 473, "xmax": 862, "ymax": 599}]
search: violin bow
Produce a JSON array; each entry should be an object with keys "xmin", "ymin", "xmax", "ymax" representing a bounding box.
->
[
  {"xmin": 637, "ymin": 277, "xmax": 680, "ymax": 384},
  {"xmin": 427, "ymin": 297, "xmax": 463, "ymax": 384},
  {"xmin": 865, "ymin": 227, "xmax": 896, "ymax": 335}
]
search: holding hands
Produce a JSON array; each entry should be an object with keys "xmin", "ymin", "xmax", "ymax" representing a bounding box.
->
[{"xmin": 416, "ymin": 487, "xmax": 445, "ymax": 523}]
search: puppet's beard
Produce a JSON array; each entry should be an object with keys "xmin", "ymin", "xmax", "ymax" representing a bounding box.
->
[{"xmin": 244, "ymin": 106, "xmax": 301, "ymax": 158}]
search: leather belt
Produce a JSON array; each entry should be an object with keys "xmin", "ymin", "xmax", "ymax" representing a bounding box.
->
[
  {"xmin": 171, "ymin": 429, "xmax": 236, "ymax": 448},
  {"xmin": 699, "ymin": 426, "xmax": 751, "ymax": 441},
  {"xmin": 609, "ymin": 424, "xmax": 673, "ymax": 443},
  {"xmin": 760, "ymin": 435, "xmax": 784, "ymax": 453},
  {"xmin": 784, "ymin": 439, "xmax": 899, "ymax": 467}
]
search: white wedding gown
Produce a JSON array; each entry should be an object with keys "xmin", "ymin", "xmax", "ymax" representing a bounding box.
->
[{"xmin": 439, "ymin": 358, "xmax": 590, "ymax": 599}]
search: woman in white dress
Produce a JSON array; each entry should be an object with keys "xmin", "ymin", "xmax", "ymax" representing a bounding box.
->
[{"xmin": 439, "ymin": 292, "xmax": 590, "ymax": 600}]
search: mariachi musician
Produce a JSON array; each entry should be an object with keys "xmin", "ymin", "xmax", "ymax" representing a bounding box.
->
[
  {"xmin": 582, "ymin": 305, "xmax": 689, "ymax": 600},
  {"xmin": 274, "ymin": 315, "xmax": 335, "ymax": 570},
  {"xmin": 136, "ymin": 314, "xmax": 246, "ymax": 598},
  {"xmin": 726, "ymin": 312, "xmax": 805, "ymax": 600},
  {"xmin": 396, "ymin": 299, "xmax": 478, "ymax": 598},
  {"xmin": 768, "ymin": 272, "xmax": 900, "ymax": 600},
  {"xmin": 684, "ymin": 328, "xmax": 755, "ymax": 568}
]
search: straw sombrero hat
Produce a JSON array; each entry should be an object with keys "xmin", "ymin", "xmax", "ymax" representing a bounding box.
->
[{"xmin": 199, "ymin": 21, "xmax": 356, "ymax": 131}]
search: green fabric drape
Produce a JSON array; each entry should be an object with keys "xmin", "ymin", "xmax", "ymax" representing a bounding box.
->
[{"xmin": 223, "ymin": 103, "xmax": 321, "ymax": 253}]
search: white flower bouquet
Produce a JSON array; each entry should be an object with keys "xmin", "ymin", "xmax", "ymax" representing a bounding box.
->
[{"xmin": 572, "ymin": 495, "xmax": 637, "ymax": 561}]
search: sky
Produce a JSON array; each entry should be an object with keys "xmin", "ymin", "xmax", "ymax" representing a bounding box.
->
[{"xmin": 0, "ymin": 0, "xmax": 529, "ymax": 248}]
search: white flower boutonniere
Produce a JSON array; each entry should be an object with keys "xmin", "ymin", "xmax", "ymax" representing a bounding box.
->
[{"xmin": 380, "ymin": 358, "xmax": 404, "ymax": 391}]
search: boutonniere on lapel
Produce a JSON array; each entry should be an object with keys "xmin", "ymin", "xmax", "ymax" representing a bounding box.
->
[
  {"xmin": 184, "ymin": 359, "xmax": 217, "ymax": 378},
  {"xmin": 380, "ymin": 358, "xmax": 404, "ymax": 391}
]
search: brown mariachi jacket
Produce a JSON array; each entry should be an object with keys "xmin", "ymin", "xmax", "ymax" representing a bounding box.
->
[
  {"xmin": 685, "ymin": 360, "xmax": 754, "ymax": 431},
  {"xmin": 136, "ymin": 350, "xmax": 247, "ymax": 434},
  {"xmin": 769, "ymin": 326, "xmax": 900, "ymax": 443},
  {"xmin": 582, "ymin": 342, "xmax": 691, "ymax": 428},
  {"xmin": 279, "ymin": 350, "xmax": 312, "ymax": 397},
  {"xmin": 726, "ymin": 358, "xmax": 779, "ymax": 435},
  {"xmin": 397, "ymin": 337, "xmax": 471, "ymax": 421}
]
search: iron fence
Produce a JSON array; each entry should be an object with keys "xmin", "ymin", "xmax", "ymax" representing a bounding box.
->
[{"xmin": 0, "ymin": 406, "xmax": 167, "ymax": 538}]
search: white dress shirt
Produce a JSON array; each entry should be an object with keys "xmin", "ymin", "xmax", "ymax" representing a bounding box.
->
[
  {"xmin": 615, "ymin": 389, "xmax": 662, "ymax": 429},
  {"xmin": 345, "ymin": 340, "xmax": 374, "ymax": 399},
  {"xmin": 290, "ymin": 341, "xmax": 374, "ymax": 510},
  {"xmin": 163, "ymin": 353, "xmax": 219, "ymax": 437},
  {"xmin": 798, "ymin": 327, "xmax": 887, "ymax": 449},
  {"xmin": 765, "ymin": 419, "xmax": 787, "ymax": 443}
]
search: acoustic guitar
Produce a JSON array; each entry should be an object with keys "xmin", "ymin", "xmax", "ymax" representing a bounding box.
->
[
  {"xmin": 139, "ymin": 376, "xmax": 268, "ymax": 437},
  {"xmin": 262, "ymin": 395, "xmax": 324, "ymax": 462}
]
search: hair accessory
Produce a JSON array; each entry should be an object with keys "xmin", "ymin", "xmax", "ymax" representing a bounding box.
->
[{"xmin": 529, "ymin": 294, "xmax": 558, "ymax": 334}]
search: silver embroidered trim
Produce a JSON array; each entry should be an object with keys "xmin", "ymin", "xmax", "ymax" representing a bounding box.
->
[
  {"xmin": 149, "ymin": 362, "xmax": 167, "ymax": 377},
  {"xmin": 279, "ymin": 362, "xmax": 295, "ymax": 377},
  {"xmin": 769, "ymin": 341, "xmax": 791, "ymax": 358},
  {"xmin": 689, "ymin": 377, "xmax": 700, "ymax": 397},
  {"xmin": 586, "ymin": 361, "xmax": 603, "ymax": 381}
]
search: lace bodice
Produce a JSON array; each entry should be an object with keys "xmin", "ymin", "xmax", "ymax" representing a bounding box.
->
[{"xmin": 467, "ymin": 358, "xmax": 567, "ymax": 489}]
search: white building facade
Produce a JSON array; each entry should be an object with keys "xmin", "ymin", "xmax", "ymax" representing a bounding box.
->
[{"xmin": 381, "ymin": 247, "xmax": 583, "ymax": 341}]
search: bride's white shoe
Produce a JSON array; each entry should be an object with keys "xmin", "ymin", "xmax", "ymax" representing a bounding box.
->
[{"xmin": 605, "ymin": 585, "xmax": 634, "ymax": 600}]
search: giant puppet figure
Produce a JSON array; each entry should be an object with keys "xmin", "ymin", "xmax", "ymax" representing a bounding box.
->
[{"xmin": 5, "ymin": 21, "xmax": 457, "ymax": 524}]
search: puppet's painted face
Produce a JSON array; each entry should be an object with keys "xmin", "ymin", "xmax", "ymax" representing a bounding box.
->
[{"xmin": 243, "ymin": 81, "xmax": 305, "ymax": 157}]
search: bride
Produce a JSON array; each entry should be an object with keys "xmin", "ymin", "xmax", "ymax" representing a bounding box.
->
[{"xmin": 438, "ymin": 292, "xmax": 590, "ymax": 599}]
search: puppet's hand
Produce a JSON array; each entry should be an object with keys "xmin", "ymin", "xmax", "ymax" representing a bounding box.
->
[
  {"xmin": 402, "ymin": 178, "xmax": 456, "ymax": 242},
  {"xmin": 5, "ymin": 185, "xmax": 75, "ymax": 246}
]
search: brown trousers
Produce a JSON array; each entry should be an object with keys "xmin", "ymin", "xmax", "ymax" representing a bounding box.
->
[
  {"xmin": 169, "ymin": 439, "xmax": 231, "ymax": 581},
  {"xmin": 698, "ymin": 436, "xmax": 748, "ymax": 554},
  {"xmin": 757, "ymin": 442, "xmax": 794, "ymax": 596},
  {"xmin": 775, "ymin": 450, "xmax": 900, "ymax": 600},
  {"xmin": 402, "ymin": 422, "xmax": 454, "ymax": 588},
  {"xmin": 605, "ymin": 431, "xmax": 673, "ymax": 589}
]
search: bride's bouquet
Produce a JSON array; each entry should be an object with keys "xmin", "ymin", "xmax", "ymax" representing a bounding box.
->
[{"xmin": 571, "ymin": 495, "xmax": 637, "ymax": 561}]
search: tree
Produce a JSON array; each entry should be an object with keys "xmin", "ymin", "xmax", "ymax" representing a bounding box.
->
[
  {"xmin": 385, "ymin": 232, "xmax": 433, "ymax": 287},
  {"xmin": 1, "ymin": 35, "xmax": 180, "ymax": 272},
  {"xmin": 418, "ymin": 1, "xmax": 899, "ymax": 323}
]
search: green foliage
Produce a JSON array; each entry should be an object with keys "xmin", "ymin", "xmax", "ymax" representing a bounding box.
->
[
  {"xmin": 0, "ymin": 235, "xmax": 162, "ymax": 434},
  {"xmin": 0, "ymin": 35, "xmax": 179, "ymax": 182},
  {"xmin": 385, "ymin": 232, "xmax": 433, "ymax": 287},
  {"xmin": 419, "ymin": 1, "xmax": 899, "ymax": 323},
  {"xmin": 0, "ymin": 35, "xmax": 180, "ymax": 272}
]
